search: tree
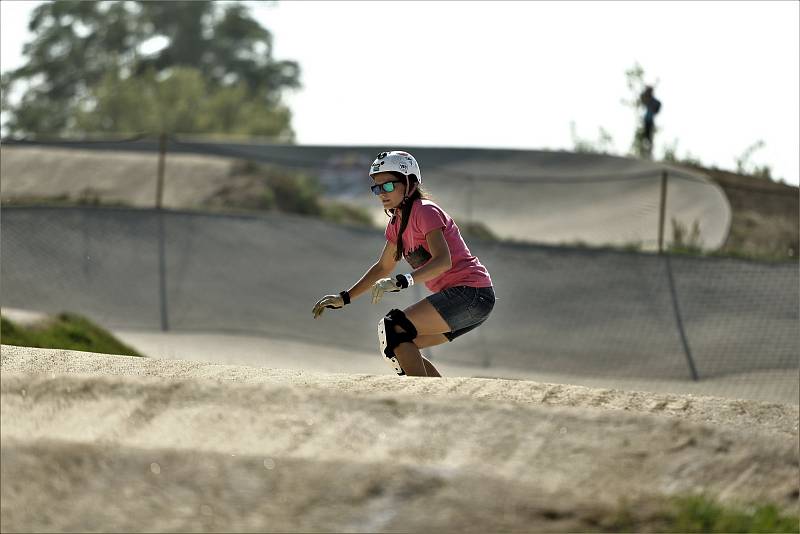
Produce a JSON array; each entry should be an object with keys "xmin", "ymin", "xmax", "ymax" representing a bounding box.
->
[
  {"xmin": 2, "ymin": 1, "xmax": 300, "ymax": 138},
  {"xmin": 74, "ymin": 66, "xmax": 294, "ymax": 139}
]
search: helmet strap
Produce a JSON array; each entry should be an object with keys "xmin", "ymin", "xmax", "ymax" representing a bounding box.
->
[{"xmin": 399, "ymin": 187, "xmax": 417, "ymax": 208}]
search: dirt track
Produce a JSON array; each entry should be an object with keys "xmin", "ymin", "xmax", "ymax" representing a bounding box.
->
[{"xmin": 1, "ymin": 345, "xmax": 798, "ymax": 532}]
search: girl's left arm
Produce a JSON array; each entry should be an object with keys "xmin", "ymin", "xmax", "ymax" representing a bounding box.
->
[{"xmin": 408, "ymin": 229, "xmax": 452, "ymax": 284}]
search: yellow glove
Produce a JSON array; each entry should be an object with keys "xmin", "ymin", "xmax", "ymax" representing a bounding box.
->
[
  {"xmin": 371, "ymin": 274, "xmax": 413, "ymax": 305},
  {"xmin": 312, "ymin": 291, "xmax": 349, "ymax": 319}
]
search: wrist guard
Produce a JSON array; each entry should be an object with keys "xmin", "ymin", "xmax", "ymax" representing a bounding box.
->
[
  {"xmin": 339, "ymin": 290, "xmax": 351, "ymax": 305},
  {"xmin": 395, "ymin": 273, "xmax": 414, "ymax": 289}
]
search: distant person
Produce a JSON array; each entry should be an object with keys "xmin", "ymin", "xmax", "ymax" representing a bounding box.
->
[
  {"xmin": 312, "ymin": 151, "xmax": 495, "ymax": 378},
  {"xmin": 639, "ymin": 85, "xmax": 662, "ymax": 158}
]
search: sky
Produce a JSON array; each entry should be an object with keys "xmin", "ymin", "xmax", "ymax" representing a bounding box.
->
[{"xmin": 2, "ymin": 0, "xmax": 798, "ymax": 185}]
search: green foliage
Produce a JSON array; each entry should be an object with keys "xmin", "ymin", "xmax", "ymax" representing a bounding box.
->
[
  {"xmin": 623, "ymin": 62, "xmax": 647, "ymax": 102},
  {"xmin": 2, "ymin": 0, "xmax": 300, "ymax": 137},
  {"xmin": 458, "ymin": 220, "xmax": 499, "ymax": 242},
  {"xmin": 661, "ymin": 139, "xmax": 705, "ymax": 167},
  {"xmin": 570, "ymin": 121, "xmax": 616, "ymax": 154},
  {"xmin": 253, "ymin": 169, "xmax": 321, "ymax": 216},
  {"xmin": 706, "ymin": 246, "xmax": 799, "ymax": 263},
  {"xmin": 321, "ymin": 202, "xmax": 376, "ymax": 228},
  {"xmin": 621, "ymin": 240, "xmax": 644, "ymax": 252},
  {"xmin": 228, "ymin": 160, "xmax": 374, "ymax": 227},
  {"xmin": 1, "ymin": 313, "xmax": 143, "ymax": 357},
  {"xmin": 667, "ymin": 495, "xmax": 799, "ymax": 533},
  {"xmin": 735, "ymin": 140, "xmax": 773, "ymax": 180},
  {"xmin": 74, "ymin": 66, "xmax": 294, "ymax": 138},
  {"xmin": 669, "ymin": 218, "xmax": 703, "ymax": 254},
  {"xmin": 607, "ymin": 495, "xmax": 799, "ymax": 533}
]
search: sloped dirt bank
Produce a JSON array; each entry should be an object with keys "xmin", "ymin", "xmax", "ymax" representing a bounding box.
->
[{"xmin": 1, "ymin": 346, "xmax": 798, "ymax": 532}]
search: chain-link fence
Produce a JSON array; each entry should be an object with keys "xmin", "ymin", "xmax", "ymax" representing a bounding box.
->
[{"xmin": 1, "ymin": 137, "xmax": 797, "ymax": 402}]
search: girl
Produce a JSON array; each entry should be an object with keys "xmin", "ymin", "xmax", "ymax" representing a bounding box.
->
[{"xmin": 312, "ymin": 150, "xmax": 495, "ymax": 377}]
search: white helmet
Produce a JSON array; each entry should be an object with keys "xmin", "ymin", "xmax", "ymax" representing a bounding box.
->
[{"xmin": 369, "ymin": 150, "xmax": 422, "ymax": 197}]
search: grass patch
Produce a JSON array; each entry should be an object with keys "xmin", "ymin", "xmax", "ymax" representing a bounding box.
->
[
  {"xmin": 1, "ymin": 313, "xmax": 143, "ymax": 357},
  {"xmin": 609, "ymin": 494, "xmax": 799, "ymax": 533},
  {"xmin": 666, "ymin": 495, "xmax": 798, "ymax": 533},
  {"xmin": 1, "ymin": 194, "xmax": 132, "ymax": 208},
  {"xmin": 226, "ymin": 160, "xmax": 377, "ymax": 228},
  {"xmin": 670, "ymin": 247, "xmax": 798, "ymax": 263},
  {"xmin": 321, "ymin": 201, "xmax": 376, "ymax": 227},
  {"xmin": 457, "ymin": 220, "xmax": 499, "ymax": 242}
]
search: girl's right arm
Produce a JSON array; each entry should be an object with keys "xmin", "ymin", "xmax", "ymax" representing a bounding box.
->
[{"xmin": 346, "ymin": 241, "xmax": 398, "ymax": 301}]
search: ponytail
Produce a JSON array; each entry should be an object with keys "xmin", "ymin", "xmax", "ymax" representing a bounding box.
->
[{"xmin": 386, "ymin": 172, "xmax": 428, "ymax": 262}]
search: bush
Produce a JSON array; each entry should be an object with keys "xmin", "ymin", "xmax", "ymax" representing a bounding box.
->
[
  {"xmin": 458, "ymin": 220, "xmax": 499, "ymax": 242},
  {"xmin": 229, "ymin": 159, "xmax": 323, "ymax": 215},
  {"xmin": 265, "ymin": 171, "xmax": 322, "ymax": 216},
  {"xmin": 227, "ymin": 160, "xmax": 376, "ymax": 227},
  {"xmin": 321, "ymin": 201, "xmax": 376, "ymax": 227}
]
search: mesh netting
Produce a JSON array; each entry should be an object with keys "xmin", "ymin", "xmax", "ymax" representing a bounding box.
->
[
  {"xmin": 1, "ymin": 138, "xmax": 796, "ymax": 401},
  {"xmin": 2, "ymin": 207, "xmax": 796, "ymax": 386}
]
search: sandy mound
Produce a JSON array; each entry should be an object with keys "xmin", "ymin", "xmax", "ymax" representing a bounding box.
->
[
  {"xmin": 2, "ymin": 345, "xmax": 797, "ymax": 437},
  {"xmin": 1, "ymin": 346, "xmax": 798, "ymax": 532}
]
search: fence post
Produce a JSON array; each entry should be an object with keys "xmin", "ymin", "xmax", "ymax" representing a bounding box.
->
[
  {"xmin": 664, "ymin": 255, "xmax": 700, "ymax": 381},
  {"xmin": 657, "ymin": 170, "xmax": 699, "ymax": 380},
  {"xmin": 658, "ymin": 170, "xmax": 667, "ymax": 253},
  {"xmin": 156, "ymin": 133, "xmax": 167, "ymax": 209},
  {"xmin": 156, "ymin": 133, "xmax": 169, "ymax": 331}
]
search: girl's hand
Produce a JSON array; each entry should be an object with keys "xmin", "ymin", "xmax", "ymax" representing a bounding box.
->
[
  {"xmin": 371, "ymin": 277, "xmax": 402, "ymax": 304},
  {"xmin": 312, "ymin": 294, "xmax": 345, "ymax": 319}
]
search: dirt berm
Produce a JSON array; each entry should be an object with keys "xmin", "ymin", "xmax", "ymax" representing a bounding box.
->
[{"xmin": 1, "ymin": 346, "xmax": 798, "ymax": 532}]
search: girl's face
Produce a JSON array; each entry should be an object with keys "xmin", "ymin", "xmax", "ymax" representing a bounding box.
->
[{"xmin": 372, "ymin": 172, "xmax": 406, "ymax": 210}]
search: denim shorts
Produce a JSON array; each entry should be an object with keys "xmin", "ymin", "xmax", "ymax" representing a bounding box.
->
[{"xmin": 426, "ymin": 286, "xmax": 495, "ymax": 341}]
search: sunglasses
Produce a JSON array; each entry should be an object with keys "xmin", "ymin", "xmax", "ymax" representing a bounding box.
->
[{"xmin": 370, "ymin": 180, "xmax": 403, "ymax": 195}]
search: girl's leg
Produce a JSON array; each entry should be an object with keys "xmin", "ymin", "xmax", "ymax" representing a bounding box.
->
[
  {"xmin": 413, "ymin": 334, "xmax": 448, "ymax": 377},
  {"xmin": 391, "ymin": 299, "xmax": 450, "ymax": 377},
  {"xmin": 413, "ymin": 334, "xmax": 449, "ymax": 349},
  {"xmin": 395, "ymin": 341, "xmax": 442, "ymax": 377},
  {"xmin": 420, "ymin": 356, "xmax": 442, "ymax": 377}
]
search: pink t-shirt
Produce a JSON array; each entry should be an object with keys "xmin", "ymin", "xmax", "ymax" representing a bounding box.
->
[{"xmin": 385, "ymin": 199, "xmax": 493, "ymax": 293}]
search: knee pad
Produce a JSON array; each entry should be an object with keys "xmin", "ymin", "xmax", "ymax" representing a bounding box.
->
[{"xmin": 377, "ymin": 309, "xmax": 418, "ymax": 376}]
